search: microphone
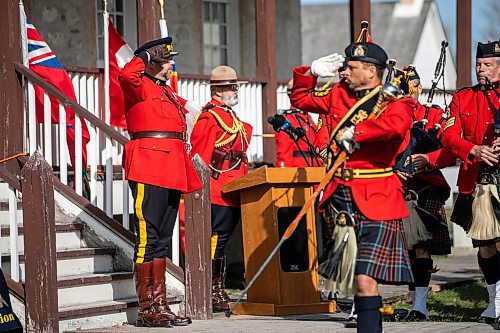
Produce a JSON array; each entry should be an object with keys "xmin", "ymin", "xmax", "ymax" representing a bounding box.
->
[
  {"xmin": 267, "ymin": 115, "xmax": 305, "ymax": 141},
  {"xmin": 276, "ymin": 109, "xmax": 301, "ymax": 116}
]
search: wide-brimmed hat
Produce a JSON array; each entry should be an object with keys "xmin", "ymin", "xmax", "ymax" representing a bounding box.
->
[{"xmin": 208, "ymin": 66, "xmax": 247, "ymax": 86}]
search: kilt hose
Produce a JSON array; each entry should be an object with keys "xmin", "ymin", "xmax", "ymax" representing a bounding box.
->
[
  {"xmin": 325, "ymin": 184, "xmax": 414, "ymax": 285},
  {"xmin": 412, "ymin": 180, "xmax": 451, "ymax": 255},
  {"xmin": 211, "ymin": 204, "xmax": 241, "ymax": 260},
  {"xmin": 130, "ymin": 181, "xmax": 181, "ymax": 263}
]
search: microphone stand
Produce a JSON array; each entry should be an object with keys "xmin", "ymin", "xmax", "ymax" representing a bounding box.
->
[{"xmin": 293, "ymin": 113, "xmax": 322, "ymax": 167}]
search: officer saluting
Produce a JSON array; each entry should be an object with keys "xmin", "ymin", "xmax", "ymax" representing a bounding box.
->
[
  {"xmin": 190, "ymin": 66, "xmax": 252, "ymax": 312},
  {"xmin": 292, "ymin": 36, "xmax": 415, "ymax": 333},
  {"xmin": 441, "ymin": 40, "xmax": 500, "ymax": 328},
  {"xmin": 120, "ymin": 37, "xmax": 201, "ymax": 327}
]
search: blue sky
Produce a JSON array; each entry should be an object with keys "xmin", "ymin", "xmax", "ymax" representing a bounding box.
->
[{"xmin": 300, "ymin": 0, "xmax": 500, "ymax": 61}]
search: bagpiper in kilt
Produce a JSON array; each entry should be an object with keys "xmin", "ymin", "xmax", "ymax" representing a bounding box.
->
[
  {"xmin": 292, "ymin": 36, "xmax": 415, "ymax": 333},
  {"xmin": 441, "ymin": 40, "xmax": 500, "ymax": 328},
  {"xmin": 393, "ymin": 65, "xmax": 457, "ymax": 321}
]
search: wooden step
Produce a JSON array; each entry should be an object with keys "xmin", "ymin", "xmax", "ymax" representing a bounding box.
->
[
  {"xmin": 0, "ymin": 222, "xmax": 83, "ymax": 237},
  {"xmin": 57, "ymin": 271, "xmax": 133, "ymax": 288}
]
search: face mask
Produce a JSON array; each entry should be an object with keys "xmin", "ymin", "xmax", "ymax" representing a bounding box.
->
[{"xmin": 222, "ymin": 92, "xmax": 239, "ymax": 107}]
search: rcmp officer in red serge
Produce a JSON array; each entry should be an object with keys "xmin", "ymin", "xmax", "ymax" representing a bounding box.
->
[
  {"xmin": 291, "ymin": 41, "xmax": 415, "ymax": 333},
  {"xmin": 190, "ymin": 66, "xmax": 252, "ymax": 312},
  {"xmin": 394, "ymin": 66, "xmax": 456, "ymax": 321},
  {"xmin": 120, "ymin": 37, "xmax": 201, "ymax": 327},
  {"xmin": 275, "ymin": 79, "xmax": 322, "ymax": 167},
  {"xmin": 441, "ymin": 40, "xmax": 500, "ymax": 328}
]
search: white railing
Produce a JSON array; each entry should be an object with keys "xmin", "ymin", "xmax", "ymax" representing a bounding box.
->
[
  {"xmin": 18, "ymin": 64, "xmax": 133, "ymax": 236},
  {"xmin": 0, "ymin": 185, "xmax": 21, "ymax": 282}
]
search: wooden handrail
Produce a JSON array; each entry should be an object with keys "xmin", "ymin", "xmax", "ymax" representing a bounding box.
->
[
  {"xmin": 0, "ymin": 166, "xmax": 21, "ymax": 191},
  {"xmin": 5, "ymin": 272, "xmax": 25, "ymax": 301},
  {"xmin": 14, "ymin": 62, "xmax": 128, "ymax": 146}
]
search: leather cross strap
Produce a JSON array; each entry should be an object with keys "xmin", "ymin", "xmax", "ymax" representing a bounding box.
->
[{"xmin": 130, "ymin": 131, "xmax": 186, "ymax": 141}]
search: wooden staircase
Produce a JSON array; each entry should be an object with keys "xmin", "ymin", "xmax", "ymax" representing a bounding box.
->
[{"xmin": 0, "ymin": 176, "xmax": 184, "ymax": 331}]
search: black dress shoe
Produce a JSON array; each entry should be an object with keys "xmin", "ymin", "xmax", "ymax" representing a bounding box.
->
[
  {"xmin": 493, "ymin": 317, "xmax": 500, "ymax": 330},
  {"xmin": 405, "ymin": 310, "xmax": 428, "ymax": 321},
  {"xmin": 344, "ymin": 316, "xmax": 357, "ymax": 328},
  {"xmin": 478, "ymin": 316, "xmax": 495, "ymax": 324}
]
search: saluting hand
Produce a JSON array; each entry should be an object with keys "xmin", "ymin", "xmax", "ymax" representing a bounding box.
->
[
  {"xmin": 470, "ymin": 144, "xmax": 499, "ymax": 166},
  {"xmin": 310, "ymin": 53, "xmax": 345, "ymax": 77},
  {"xmin": 146, "ymin": 45, "xmax": 169, "ymax": 63}
]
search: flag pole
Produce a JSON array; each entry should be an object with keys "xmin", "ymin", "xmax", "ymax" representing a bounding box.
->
[
  {"xmin": 19, "ymin": 0, "xmax": 28, "ymax": 66},
  {"xmin": 103, "ymin": 0, "xmax": 113, "ymax": 217},
  {"xmin": 103, "ymin": 1, "xmax": 110, "ymax": 127},
  {"xmin": 158, "ymin": 0, "xmax": 168, "ymax": 37}
]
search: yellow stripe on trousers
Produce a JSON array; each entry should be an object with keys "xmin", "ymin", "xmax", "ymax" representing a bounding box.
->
[
  {"xmin": 211, "ymin": 233, "xmax": 218, "ymax": 260},
  {"xmin": 135, "ymin": 183, "xmax": 147, "ymax": 263}
]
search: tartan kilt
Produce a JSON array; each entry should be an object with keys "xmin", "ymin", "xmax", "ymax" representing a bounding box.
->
[
  {"xmin": 412, "ymin": 182, "xmax": 451, "ymax": 255},
  {"xmin": 325, "ymin": 184, "xmax": 414, "ymax": 285}
]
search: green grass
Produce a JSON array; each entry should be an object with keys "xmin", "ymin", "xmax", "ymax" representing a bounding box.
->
[{"xmin": 388, "ymin": 281, "xmax": 489, "ymax": 322}]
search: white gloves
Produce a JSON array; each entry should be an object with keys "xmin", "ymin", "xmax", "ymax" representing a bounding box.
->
[
  {"xmin": 310, "ymin": 53, "xmax": 345, "ymax": 77},
  {"xmin": 341, "ymin": 126, "xmax": 359, "ymax": 154}
]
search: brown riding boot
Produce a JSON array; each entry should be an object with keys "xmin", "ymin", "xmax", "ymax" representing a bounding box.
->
[
  {"xmin": 134, "ymin": 262, "xmax": 172, "ymax": 327},
  {"xmin": 212, "ymin": 257, "xmax": 231, "ymax": 312},
  {"xmin": 152, "ymin": 258, "xmax": 192, "ymax": 326}
]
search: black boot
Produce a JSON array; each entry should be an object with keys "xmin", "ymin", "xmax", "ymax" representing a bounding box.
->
[
  {"xmin": 212, "ymin": 257, "xmax": 231, "ymax": 312},
  {"xmin": 354, "ymin": 295, "xmax": 383, "ymax": 333}
]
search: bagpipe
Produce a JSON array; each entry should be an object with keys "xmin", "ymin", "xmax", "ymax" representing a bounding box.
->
[
  {"xmin": 226, "ymin": 24, "xmax": 408, "ymax": 315},
  {"xmin": 411, "ymin": 41, "xmax": 449, "ymax": 154},
  {"xmin": 394, "ymin": 41, "xmax": 449, "ymax": 174}
]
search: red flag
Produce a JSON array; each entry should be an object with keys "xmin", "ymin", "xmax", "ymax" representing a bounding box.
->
[
  {"xmin": 108, "ymin": 19, "xmax": 133, "ymax": 128},
  {"xmin": 26, "ymin": 18, "xmax": 89, "ymax": 168}
]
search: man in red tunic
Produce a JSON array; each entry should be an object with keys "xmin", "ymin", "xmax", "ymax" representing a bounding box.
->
[
  {"xmin": 441, "ymin": 40, "xmax": 500, "ymax": 328},
  {"xmin": 292, "ymin": 42, "xmax": 415, "ymax": 333},
  {"xmin": 275, "ymin": 79, "xmax": 322, "ymax": 167},
  {"xmin": 190, "ymin": 66, "xmax": 252, "ymax": 312},
  {"xmin": 394, "ymin": 66, "xmax": 456, "ymax": 320},
  {"xmin": 120, "ymin": 37, "xmax": 201, "ymax": 327}
]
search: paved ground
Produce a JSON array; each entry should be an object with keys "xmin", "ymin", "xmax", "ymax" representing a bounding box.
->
[
  {"xmin": 70, "ymin": 255, "xmax": 492, "ymax": 333},
  {"xmin": 70, "ymin": 318, "xmax": 495, "ymax": 333}
]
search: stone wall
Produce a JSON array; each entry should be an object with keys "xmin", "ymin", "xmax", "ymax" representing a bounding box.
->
[{"xmin": 25, "ymin": 0, "xmax": 97, "ymax": 67}]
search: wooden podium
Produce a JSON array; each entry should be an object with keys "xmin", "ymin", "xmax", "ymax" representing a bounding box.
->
[{"xmin": 223, "ymin": 166, "xmax": 336, "ymax": 315}]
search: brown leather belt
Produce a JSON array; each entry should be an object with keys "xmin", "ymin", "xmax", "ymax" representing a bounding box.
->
[{"xmin": 130, "ymin": 131, "xmax": 186, "ymax": 141}]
